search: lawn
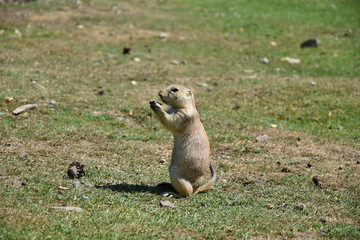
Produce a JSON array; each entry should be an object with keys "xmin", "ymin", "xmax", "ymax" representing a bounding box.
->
[{"xmin": 0, "ymin": 0, "xmax": 359, "ymax": 239}]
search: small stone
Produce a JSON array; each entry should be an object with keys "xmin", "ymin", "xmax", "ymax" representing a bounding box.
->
[
  {"xmin": 72, "ymin": 181, "xmax": 92, "ymax": 189},
  {"xmin": 281, "ymin": 167, "xmax": 291, "ymax": 173},
  {"xmin": 159, "ymin": 32, "xmax": 169, "ymax": 38},
  {"xmin": 310, "ymin": 81, "xmax": 316, "ymax": 86},
  {"xmin": 5, "ymin": 143, "xmax": 11, "ymax": 147},
  {"xmin": 260, "ymin": 57, "xmax": 269, "ymax": 64},
  {"xmin": 336, "ymin": 125, "xmax": 344, "ymax": 130},
  {"xmin": 338, "ymin": 166, "xmax": 343, "ymax": 170},
  {"xmin": 96, "ymin": 90, "xmax": 104, "ymax": 96},
  {"xmin": 344, "ymin": 29, "xmax": 353, "ymax": 37},
  {"xmin": 67, "ymin": 161, "xmax": 85, "ymax": 179},
  {"xmin": 295, "ymin": 203, "xmax": 306, "ymax": 211},
  {"xmin": 52, "ymin": 206, "xmax": 82, "ymax": 212},
  {"xmin": 131, "ymin": 81, "xmax": 137, "ymax": 86},
  {"xmin": 255, "ymin": 135, "xmax": 269, "ymax": 142},
  {"xmin": 170, "ymin": 60, "xmax": 179, "ymax": 65},
  {"xmin": 297, "ymin": 137, "xmax": 301, "ymax": 141},
  {"xmin": 270, "ymin": 41, "xmax": 277, "ymax": 47},
  {"xmin": 301, "ymin": 39, "xmax": 319, "ymax": 48},
  {"xmin": 160, "ymin": 200, "xmax": 175, "ymax": 208},
  {"xmin": 58, "ymin": 186, "xmax": 69, "ymax": 190},
  {"xmin": 270, "ymin": 124, "xmax": 277, "ymax": 128},
  {"xmin": 198, "ymin": 83, "xmax": 209, "ymax": 87},
  {"xmin": 307, "ymin": 163, "xmax": 313, "ymax": 168},
  {"xmin": 123, "ymin": 47, "xmax": 131, "ymax": 55},
  {"xmin": 281, "ymin": 57, "xmax": 301, "ymax": 64},
  {"xmin": 134, "ymin": 57, "xmax": 141, "ymax": 62},
  {"xmin": 0, "ymin": 112, "xmax": 4, "ymax": 116},
  {"xmin": 21, "ymin": 182, "xmax": 27, "ymax": 186},
  {"xmin": 221, "ymin": 179, "xmax": 227, "ymax": 183},
  {"xmin": 50, "ymin": 100, "xmax": 57, "ymax": 105},
  {"xmin": 312, "ymin": 176, "xmax": 320, "ymax": 186},
  {"xmin": 81, "ymin": 195, "xmax": 89, "ymax": 200},
  {"xmin": 233, "ymin": 104, "xmax": 241, "ymax": 110}
]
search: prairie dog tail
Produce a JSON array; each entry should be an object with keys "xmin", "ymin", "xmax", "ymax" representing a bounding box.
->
[{"xmin": 194, "ymin": 164, "xmax": 216, "ymax": 194}]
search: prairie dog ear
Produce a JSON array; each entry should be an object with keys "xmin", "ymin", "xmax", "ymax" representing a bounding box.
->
[{"xmin": 188, "ymin": 90, "xmax": 193, "ymax": 96}]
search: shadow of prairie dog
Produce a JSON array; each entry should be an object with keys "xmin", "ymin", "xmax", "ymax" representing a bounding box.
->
[{"xmin": 149, "ymin": 85, "xmax": 216, "ymax": 198}]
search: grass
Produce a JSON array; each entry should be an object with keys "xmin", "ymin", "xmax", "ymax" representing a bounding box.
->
[{"xmin": 0, "ymin": 0, "xmax": 359, "ymax": 239}]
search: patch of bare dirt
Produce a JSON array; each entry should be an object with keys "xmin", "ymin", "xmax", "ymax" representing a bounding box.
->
[{"xmin": 212, "ymin": 127, "xmax": 360, "ymax": 191}]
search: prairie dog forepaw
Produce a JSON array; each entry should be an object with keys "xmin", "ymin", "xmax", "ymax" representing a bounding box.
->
[{"xmin": 149, "ymin": 99, "xmax": 162, "ymax": 110}]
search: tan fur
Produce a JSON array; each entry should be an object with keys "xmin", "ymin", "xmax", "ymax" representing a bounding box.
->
[{"xmin": 149, "ymin": 85, "xmax": 216, "ymax": 197}]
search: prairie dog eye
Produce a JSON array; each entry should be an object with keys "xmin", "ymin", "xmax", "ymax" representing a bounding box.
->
[{"xmin": 171, "ymin": 88, "xmax": 179, "ymax": 92}]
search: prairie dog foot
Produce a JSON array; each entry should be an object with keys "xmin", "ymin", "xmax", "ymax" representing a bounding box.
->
[{"xmin": 161, "ymin": 191, "xmax": 180, "ymax": 199}]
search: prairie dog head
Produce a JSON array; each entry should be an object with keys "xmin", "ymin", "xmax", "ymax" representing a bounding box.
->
[{"xmin": 159, "ymin": 85, "xmax": 195, "ymax": 109}]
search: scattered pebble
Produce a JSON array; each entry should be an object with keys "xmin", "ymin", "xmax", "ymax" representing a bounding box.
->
[
  {"xmin": 131, "ymin": 80, "xmax": 138, "ymax": 86},
  {"xmin": 134, "ymin": 57, "xmax": 141, "ymax": 62},
  {"xmin": 21, "ymin": 182, "xmax": 27, "ymax": 186},
  {"xmin": 0, "ymin": 112, "xmax": 4, "ymax": 116},
  {"xmin": 310, "ymin": 81, "xmax": 316, "ymax": 86},
  {"xmin": 300, "ymin": 39, "xmax": 319, "ymax": 48},
  {"xmin": 5, "ymin": 143, "xmax": 11, "ymax": 147},
  {"xmin": 221, "ymin": 179, "xmax": 227, "ymax": 183},
  {"xmin": 274, "ymin": 68, "xmax": 280, "ymax": 74},
  {"xmin": 255, "ymin": 134, "xmax": 269, "ymax": 142},
  {"xmin": 281, "ymin": 167, "xmax": 291, "ymax": 173},
  {"xmin": 260, "ymin": 57, "xmax": 269, "ymax": 64},
  {"xmin": 170, "ymin": 60, "xmax": 179, "ymax": 65},
  {"xmin": 52, "ymin": 206, "xmax": 83, "ymax": 212},
  {"xmin": 123, "ymin": 47, "xmax": 131, "ymax": 55},
  {"xmin": 336, "ymin": 125, "xmax": 344, "ymax": 130},
  {"xmin": 159, "ymin": 32, "xmax": 169, "ymax": 39},
  {"xmin": 233, "ymin": 104, "xmax": 240, "ymax": 110},
  {"xmin": 281, "ymin": 57, "xmax": 301, "ymax": 64},
  {"xmin": 270, "ymin": 124, "xmax": 277, "ymax": 128},
  {"xmin": 97, "ymin": 90, "xmax": 104, "ymax": 96},
  {"xmin": 338, "ymin": 166, "xmax": 343, "ymax": 170},
  {"xmin": 58, "ymin": 186, "xmax": 69, "ymax": 190},
  {"xmin": 307, "ymin": 163, "xmax": 313, "ymax": 168},
  {"xmin": 270, "ymin": 41, "xmax": 278, "ymax": 47},
  {"xmin": 295, "ymin": 203, "xmax": 306, "ymax": 211},
  {"xmin": 81, "ymin": 195, "xmax": 89, "ymax": 200},
  {"xmin": 67, "ymin": 161, "xmax": 85, "ymax": 179},
  {"xmin": 198, "ymin": 83, "xmax": 209, "ymax": 87},
  {"xmin": 72, "ymin": 181, "xmax": 92, "ymax": 189},
  {"xmin": 50, "ymin": 100, "xmax": 57, "ymax": 105},
  {"xmin": 312, "ymin": 176, "xmax": 320, "ymax": 186},
  {"xmin": 77, "ymin": 25, "xmax": 84, "ymax": 30},
  {"xmin": 13, "ymin": 104, "xmax": 38, "ymax": 115},
  {"xmin": 344, "ymin": 29, "xmax": 353, "ymax": 37},
  {"xmin": 276, "ymin": 161, "xmax": 281, "ymax": 165},
  {"xmin": 160, "ymin": 200, "xmax": 175, "ymax": 208}
]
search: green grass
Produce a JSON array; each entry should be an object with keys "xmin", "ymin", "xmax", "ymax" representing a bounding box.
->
[{"xmin": 1, "ymin": 0, "xmax": 360, "ymax": 239}]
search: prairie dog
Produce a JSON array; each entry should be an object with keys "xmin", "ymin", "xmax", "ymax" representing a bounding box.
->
[{"xmin": 149, "ymin": 85, "xmax": 216, "ymax": 197}]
